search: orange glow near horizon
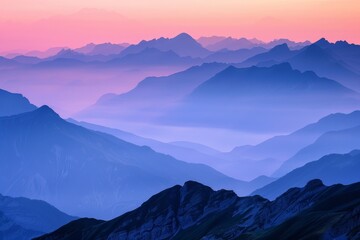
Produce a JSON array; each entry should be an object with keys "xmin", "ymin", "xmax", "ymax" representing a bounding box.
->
[{"xmin": 0, "ymin": 0, "xmax": 359, "ymax": 52}]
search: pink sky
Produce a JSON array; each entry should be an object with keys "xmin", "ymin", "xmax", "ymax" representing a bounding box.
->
[{"xmin": 0, "ymin": 0, "xmax": 359, "ymax": 52}]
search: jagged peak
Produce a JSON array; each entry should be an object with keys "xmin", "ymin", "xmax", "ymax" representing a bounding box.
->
[
  {"xmin": 335, "ymin": 40, "xmax": 349, "ymax": 46},
  {"xmin": 314, "ymin": 38, "xmax": 331, "ymax": 48}
]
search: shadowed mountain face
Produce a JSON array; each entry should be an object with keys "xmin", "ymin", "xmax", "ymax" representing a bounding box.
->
[
  {"xmin": 0, "ymin": 194, "xmax": 76, "ymax": 240},
  {"xmin": 36, "ymin": 180, "xmax": 360, "ymax": 240},
  {"xmin": 162, "ymin": 63, "xmax": 358, "ymax": 132},
  {"xmin": 253, "ymin": 151, "xmax": 360, "ymax": 200},
  {"xmin": 274, "ymin": 124, "xmax": 360, "ymax": 176},
  {"xmin": 0, "ymin": 89, "xmax": 37, "ymax": 117},
  {"xmin": 0, "ymin": 106, "xmax": 249, "ymax": 219}
]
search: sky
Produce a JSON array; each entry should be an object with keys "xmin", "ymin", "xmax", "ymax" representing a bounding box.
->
[{"xmin": 0, "ymin": 0, "xmax": 359, "ymax": 52}]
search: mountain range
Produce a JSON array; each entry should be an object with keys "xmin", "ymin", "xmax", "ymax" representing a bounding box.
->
[
  {"xmin": 0, "ymin": 88, "xmax": 37, "ymax": 117},
  {"xmin": 82, "ymin": 62, "xmax": 228, "ymax": 121},
  {"xmin": 288, "ymin": 40, "xmax": 360, "ymax": 91},
  {"xmin": 228, "ymin": 110, "xmax": 360, "ymax": 162},
  {"xmin": 198, "ymin": 36, "xmax": 310, "ymax": 51},
  {"xmin": 119, "ymin": 33, "xmax": 211, "ymax": 58},
  {"xmin": 236, "ymin": 39, "xmax": 360, "ymax": 92},
  {"xmin": 74, "ymin": 42, "xmax": 129, "ymax": 56},
  {"xmin": 253, "ymin": 150, "xmax": 360, "ymax": 200},
  {"xmin": 35, "ymin": 179, "xmax": 360, "ymax": 240},
  {"xmin": 161, "ymin": 63, "xmax": 358, "ymax": 132},
  {"xmin": 0, "ymin": 105, "xmax": 263, "ymax": 219},
  {"xmin": 274, "ymin": 123, "xmax": 360, "ymax": 176}
]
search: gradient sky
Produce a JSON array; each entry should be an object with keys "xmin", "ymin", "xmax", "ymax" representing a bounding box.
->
[{"xmin": 0, "ymin": 0, "xmax": 359, "ymax": 52}]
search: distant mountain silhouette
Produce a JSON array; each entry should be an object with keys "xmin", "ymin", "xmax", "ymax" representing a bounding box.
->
[
  {"xmin": 0, "ymin": 89, "xmax": 37, "ymax": 116},
  {"xmin": 26, "ymin": 47, "xmax": 66, "ymax": 58},
  {"xmin": 73, "ymin": 43, "xmax": 97, "ymax": 54},
  {"xmin": 83, "ymin": 63, "xmax": 228, "ymax": 121},
  {"xmin": 0, "ymin": 106, "xmax": 247, "ymax": 219},
  {"xmin": 265, "ymin": 38, "xmax": 311, "ymax": 49},
  {"xmin": 119, "ymin": 33, "xmax": 211, "ymax": 58},
  {"xmin": 169, "ymin": 140, "xmax": 222, "ymax": 156},
  {"xmin": 288, "ymin": 41, "xmax": 360, "ymax": 91},
  {"xmin": 74, "ymin": 42, "xmax": 128, "ymax": 55},
  {"xmin": 31, "ymin": 47, "xmax": 200, "ymax": 68},
  {"xmin": 253, "ymin": 150, "xmax": 360, "ymax": 200},
  {"xmin": 199, "ymin": 37, "xmax": 310, "ymax": 51},
  {"xmin": 0, "ymin": 193, "xmax": 75, "ymax": 239},
  {"xmin": 229, "ymin": 110, "xmax": 360, "ymax": 163},
  {"xmin": 240, "ymin": 43, "xmax": 298, "ymax": 67},
  {"xmin": 197, "ymin": 36, "xmax": 227, "ymax": 47},
  {"xmin": 34, "ymin": 58, "xmax": 88, "ymax": 68},
  {"xmin": 205, "ymin": 37, "xmax": 259, "ymax": 51},
  {"xmin": 204, "ymin": 47, "xmax": 267, "ymax": 63},
  {"xmin": 45, "ymin": 49, "xmax": 110, "ymax": 62},
  {"xmin": 107, "ymin": 47, "xmax": 201, "ymax": 66},
  {"xmin": 12, "ymin": 55, "xmax": 43, "ymax": 64},
  {"xmin": 162, "ymin": 63, "xmax": 359, "ymax": 132},
  {"xmin": 313, "ymin": 38, "xmax": 360, "ymax": 74},
  {"xmin": 0, "ymin": 56, "xmax": 21, "ymax": 69},
  {"xmin": 274, "ymin": 123, "xmax": 360, "ymax": 176},
  {"xmin": 68, "ymin": 119, "xmax": 225, "ymax": 168},
  {"xmin": 211, "ymin": 111, "xmax": 360, "ymax": 179},
  {"xmin": 36, "ymin": 180, "xmax": 360, "ymax": 240},
  {"xmin": 68, "ymin": 118, "xmax": 275, "ymax": 191}
]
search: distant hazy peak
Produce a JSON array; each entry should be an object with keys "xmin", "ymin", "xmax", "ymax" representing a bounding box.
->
[
  {"xmin": 174, "ymin": 32, "xmax": 195, "ymax": 41},
  {"xmin": 270, "ymin": 43, "xmax": 290, "ymax": 52},
  {"xmin": 314, "ymin": 38, "xmax": 331, "ymax": 48}
]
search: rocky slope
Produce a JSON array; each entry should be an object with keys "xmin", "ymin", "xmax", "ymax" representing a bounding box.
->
[{"xmin": 36, "ymin": 179, "xmax": 360, "ymax": 240}]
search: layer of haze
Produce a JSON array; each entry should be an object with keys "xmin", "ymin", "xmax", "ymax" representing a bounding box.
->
[{"xmin": 0, "ymin": 0, "xmax": 359, "ymax": 52}]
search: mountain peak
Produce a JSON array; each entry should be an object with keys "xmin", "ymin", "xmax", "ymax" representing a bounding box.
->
[
  {"xmin": 270, "ymin": 43, "xmax": 290, "ymax": 52},
  {"xmin": 183, "ymin": 180, "xmax": 208, "ymax": 189},
  {"xmin": 314, "ymin": 38, "xmax": 331, "ymax": 48},
  {"xmin": 33, "ymin": 105, "xmax": 60, "ymax": 118},
  {"xmin": 335, "ymin": 40, "xmax": 349, "ymax": 46},
  {"xmin": 174, "ymin": 33, "xmax": 194, "ymax": 41},
  {"xmin": 304, "ymin": 179, "xmax": 324, "ymax": 190}
]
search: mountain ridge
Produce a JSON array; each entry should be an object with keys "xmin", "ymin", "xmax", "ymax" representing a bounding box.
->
[{"xmin": 35, "ymin": 179, "xmax": 360, "ymax": 240}]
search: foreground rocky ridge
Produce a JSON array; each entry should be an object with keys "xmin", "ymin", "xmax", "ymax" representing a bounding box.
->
[{"xmin": 36, "ymin": 179, "xmax": 360, "ymax": 240}]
